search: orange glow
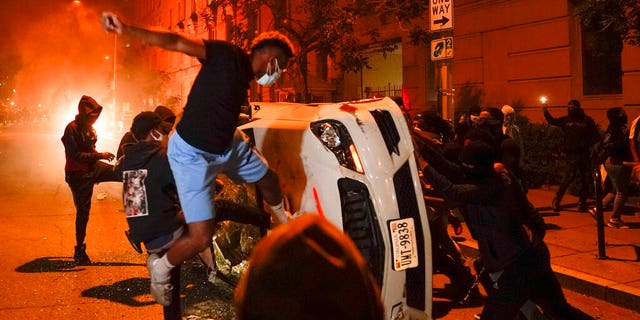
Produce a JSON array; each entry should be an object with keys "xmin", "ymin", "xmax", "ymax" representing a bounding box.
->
[
  {"xmin": 539, "ymin": 96, "xmax": 548, "ymax": 105},
  {"xmin": 59, "ymin": 103, "xmax": 114, "ymax": 141},
  {"xmin": 349, "ymin": 144, "xmax": 364, "ymax": 173}
]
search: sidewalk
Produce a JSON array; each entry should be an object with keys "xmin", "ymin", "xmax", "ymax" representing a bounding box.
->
[{"xmin": 457, "ymin": 187, "xmax": 640, "ymax": 313}]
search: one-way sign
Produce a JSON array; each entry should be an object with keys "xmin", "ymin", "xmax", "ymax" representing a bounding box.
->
[{"xmin": 430, "ymin": 0, "xmax": 453, "ymax": 32}]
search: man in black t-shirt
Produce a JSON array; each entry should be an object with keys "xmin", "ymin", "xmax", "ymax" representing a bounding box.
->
[{"xmin": 101, "ymin": 12, "xmax": 295, "ymax": 306}]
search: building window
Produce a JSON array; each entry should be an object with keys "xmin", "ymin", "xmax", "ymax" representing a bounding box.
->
[{"xmin": 581, "ymin": 24, "xmax": 622, "ymax": 95}]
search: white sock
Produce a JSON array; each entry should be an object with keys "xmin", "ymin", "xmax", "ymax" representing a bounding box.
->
[{"xmin": 152, "ymin": 254, "xmax": 174, "ymax": 282}]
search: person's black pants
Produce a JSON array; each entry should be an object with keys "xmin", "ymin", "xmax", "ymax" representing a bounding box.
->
[
  {"xmin": 65, "ymin": 161, "xmax": 119, "ymax": 246},
  {"xmin": 430, "ymin": 210, "xmax": 473, "ymax": 289},
  {"xmin": 556, "ymin": 155, "xmax": 591, "ymax": 205},
  {"xmin": 480, "ymin": 244, "xmax": 592, "ymax": 320}
]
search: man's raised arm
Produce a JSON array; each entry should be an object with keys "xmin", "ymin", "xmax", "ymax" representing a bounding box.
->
[{"xmin": 100, "ymin": 12, "xmax": 206, "ymax": 60}]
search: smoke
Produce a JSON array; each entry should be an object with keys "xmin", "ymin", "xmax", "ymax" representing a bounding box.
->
[
  {"xmin": 2, "ymin": 0, "xmax": 121, "ymax": 128},
  {"xmin": 0, "ymin": 1, "xmax": 124, "ymax": 192}
]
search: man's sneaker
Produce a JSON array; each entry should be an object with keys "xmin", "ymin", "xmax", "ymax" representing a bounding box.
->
[
  {"xmin": 147, "ymin": 253, "xmax": 173, "ymax": 306},
  {"xmin": 73, "ymin": 244, "xmax": 92, "ymax": 266},
  {"xmin": 607, "ymin": 218, "xmax": 629, "ymax": 229}
]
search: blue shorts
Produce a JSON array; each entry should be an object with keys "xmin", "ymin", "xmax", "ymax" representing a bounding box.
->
[{"xmin": 167, "ymin": 130, "xmax": 269, "ymax": 223}]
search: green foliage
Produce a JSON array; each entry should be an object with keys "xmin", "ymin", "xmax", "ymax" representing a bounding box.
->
[
  {"xmin": 372, "ymin": 0, "xmax": 430, "ymax": 45},
  {"xmin": 517, "ymin": 114, "xmax": 565, "ymax": 188},
  {"xmin": 572, "ymin": 0, "xmax": 640, "ymax": 46},
  {"xmin": 199, "ymin": 0, "xmax": 436, "ymax": 102},
  {"xmin": 454, "ymin": 82, "xmax": 483, "ymax": 114},
  {"xmin": 265, "ymin": 0, "xmax": 377, "ymax": 100},
  {"xmin": 203, "ymin": 0, "xmax": 262, "ymax": 48}
]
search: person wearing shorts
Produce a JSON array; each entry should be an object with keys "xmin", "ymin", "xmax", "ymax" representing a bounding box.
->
[{"xmin": 101, "ymin": 12, "xmax": 295, "ymax": 306}]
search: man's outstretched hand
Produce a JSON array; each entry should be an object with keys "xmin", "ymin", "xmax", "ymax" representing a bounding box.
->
[
  {"xmin": 100, "ymin": 152, "xmax": 115, "ymax": 162},
  {"xmin": 101, "ymin": 12, "xmax": 123, "ymax": 34}
]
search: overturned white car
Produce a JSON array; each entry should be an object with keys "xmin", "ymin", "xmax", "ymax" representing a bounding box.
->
[{"xmin": 240, "ymin": 97, "xmax": 433, "ymax": 320}]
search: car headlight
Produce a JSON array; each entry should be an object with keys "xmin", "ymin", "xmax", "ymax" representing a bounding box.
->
[
  {"xmin": 310, "ymin": 120, "xmax": 364, "ymax": 173},
  {"xmin": 319, "ymin": 122, "xmax": 341, "ymax": 148}
]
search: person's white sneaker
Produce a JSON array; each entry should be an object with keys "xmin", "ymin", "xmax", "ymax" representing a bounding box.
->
[{"xmin": 147, "ymin": 253, "xmax": 173, "ymax": 306}]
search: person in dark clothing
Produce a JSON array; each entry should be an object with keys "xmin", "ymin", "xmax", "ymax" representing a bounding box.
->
[
  {"xmin": 598, "ymin": 107, "xmax": 633, "ymax": 228},
  {"xmin": 455, "ymin": 105, "xmax": 481, "ymax": 146},
  {"xmin": 114, "ymin": 111, "xmax": 184, "ymax": 318},
  {"xmin": 61, "ymin": 95, "xmax": 119, "ymax": 265},
  {"xmin": 544, "ymin": 99, "xmax": 600, "ymax": 212},
  {"xmin": 411, "ymin": 111, "xmax": 478, "ymax": 305},
  {"xmin": 117, "ymin": 105, "xmax": 177, "ymax": 253},
  {"xmin": 477, "ymin": 107, "xmax": 527, "ymax": 192},
  {"xmin": 422, "ymin": 140, "xmax": 593, "ymax": 320},
  {"xmin": 116, "ymin": 105, "xmax": 176, "ymax": 159},
  {"xmin": 101, "ymin": 12, "xmax": 295, "ymax": 306}
]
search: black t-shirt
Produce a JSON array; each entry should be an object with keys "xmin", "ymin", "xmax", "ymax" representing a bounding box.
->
[{"xmin": 176, "ymin": 41, "xmax": 254, "ymax": 154}]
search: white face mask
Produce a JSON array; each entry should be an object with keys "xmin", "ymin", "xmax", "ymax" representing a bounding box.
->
[
  {"xmin": 256, "ymin": 58, "xmax": 281, "ymax": 86},
  {"xmin": 150, "ymin": 129, "xmax": 164, "ymax": 142}
]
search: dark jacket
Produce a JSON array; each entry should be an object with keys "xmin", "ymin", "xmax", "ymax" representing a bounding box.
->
[
  {"xmin": 602, "ymin": 126, "xmax": 633, "ymax": 165},
  {"xmin": 544, "ymin": 108, "xmax": 600, "ymax": 155},
  {"xmin": 423, "ymin": 166, "xmax": 532, "ymax": 273},
  {"xmin": 114, "ymin": 141, "xmax": 182, "ymax": 244},
  {"xmin": 116, "ymin": 131, "xmax": 136, "ymax": 160},
  {"xmin": 61, "ymin": 96, "xmax": 103, "ymax": 175}
]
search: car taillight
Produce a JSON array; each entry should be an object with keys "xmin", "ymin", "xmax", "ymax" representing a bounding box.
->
[{"xmin": 310, "ymin": 120, "xmax": 364, "ymax": 173}]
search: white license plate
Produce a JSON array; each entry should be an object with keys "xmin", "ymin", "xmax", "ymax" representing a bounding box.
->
[{"xmin": 389, "ymin": 218, "xmax": 419, "ymax": 271}]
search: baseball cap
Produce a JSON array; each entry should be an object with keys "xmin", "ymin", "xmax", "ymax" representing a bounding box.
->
[{"xmin": 131, "ymin": 111, "xmax": 162, "ymax": 140}]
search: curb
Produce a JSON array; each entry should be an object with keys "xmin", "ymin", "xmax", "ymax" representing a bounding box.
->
[
  {"xmin": 457, "ymin": 242, "xmax": 640, "ymax": 313},
  {"xmin": 552, "ymin": 265, "xmax": 640, "ymax": 313}
]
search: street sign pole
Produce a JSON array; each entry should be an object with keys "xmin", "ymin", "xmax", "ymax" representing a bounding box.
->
[{"xmin": 429, "ymin": 0, "xmax": 454, "ymax": 120}]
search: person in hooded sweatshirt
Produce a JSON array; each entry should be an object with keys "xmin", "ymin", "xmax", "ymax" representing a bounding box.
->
[
  {"xmin": 116, "ymin": 105, "xmax": 176, "ymax": 159},
  {"xmin": 61, "ymin": 95, "xmax": 118, "ymax": 265},
  {"xmin": 116, "ymin": 105, "xmax": 177, "ymax": 253},
  {"xmin": 114, "ymin": 111, "xmax": 184, "ymax": 319}
]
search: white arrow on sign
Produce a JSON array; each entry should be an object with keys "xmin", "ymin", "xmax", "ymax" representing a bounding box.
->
[
  {"xmin": 431, "ymin": 37, "xmax": 454, "ymax": 61},
  {"xmin": 430, "ymin": 0, "xmax": 454, "ymax": 32}
]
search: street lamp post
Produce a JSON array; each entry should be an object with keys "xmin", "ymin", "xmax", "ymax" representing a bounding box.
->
[{"xmin": 112, "ymin": 34, "xmax": 117, "ymax": 125}]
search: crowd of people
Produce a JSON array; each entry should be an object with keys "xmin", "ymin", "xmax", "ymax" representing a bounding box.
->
[
  {"xmin": 411, "ymin": 100, "xmax": 610, "ymax": 319},
  {"xmin": 57, "ymin": 9, "xmax": 637, "ymax": 320}
]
